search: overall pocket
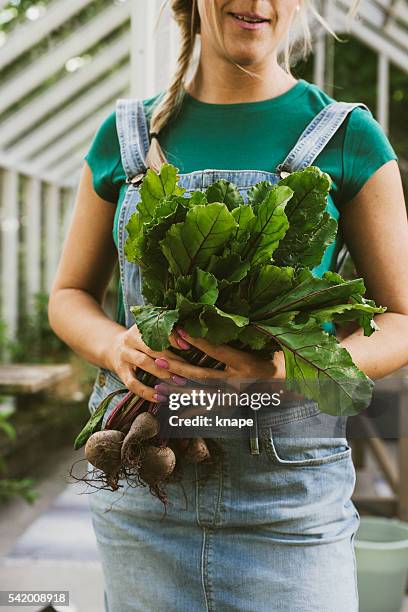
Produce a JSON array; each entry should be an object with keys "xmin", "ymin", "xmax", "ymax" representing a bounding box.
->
[{"xmin": 260, "ymin": 409, "xmax": 352, "ymax": 467}]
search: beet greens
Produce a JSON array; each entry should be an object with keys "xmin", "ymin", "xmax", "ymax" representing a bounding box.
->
[
  {"xmin": 74, "ymin": 163, "xmax": 385, "ymax": 498},
  {"xmin": 125, "ymin": 163, "xmax": 385, "ymax": 416}
]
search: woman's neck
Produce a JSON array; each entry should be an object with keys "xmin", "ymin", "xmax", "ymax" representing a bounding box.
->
[{"xmin": 185, "ymin": 57, "xmax": 298, "ymax": 105}]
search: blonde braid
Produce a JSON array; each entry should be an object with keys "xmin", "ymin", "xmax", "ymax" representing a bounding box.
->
[{"xmin": 145, "ymin": 0, "xmax": 199, "ymax": 172}]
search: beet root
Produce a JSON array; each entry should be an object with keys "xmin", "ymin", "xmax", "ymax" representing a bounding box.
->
[
  {"xmin": 85, "ymin": 430, "xmax": 125, "ymax": 488},
  {"xmin": 139, "ymin": 445, "xmax": 176, "ymax": 486},
  {"xmin": 121, "ymin": 412, "xmax": 160, "ymax": 467},
  {"xmin": 184, "ymin": 437, "xmax": 211, "ymax": 464}
]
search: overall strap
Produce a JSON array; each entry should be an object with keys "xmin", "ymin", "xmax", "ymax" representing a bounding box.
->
[
  {"xmin": 116, "ymin": 98, "xmax": 150, "ymax": 180},
  {"xmin": 277, "ymin": 101, "xmax": 369, "ymax": 174}
]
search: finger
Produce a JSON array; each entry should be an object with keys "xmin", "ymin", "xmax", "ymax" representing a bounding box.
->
[
  {"xmin": 176, "ymin": 328, "xmax": 246, "ymax": 365},
  {"xmin": 154, "ymin": 381, "xmax": 191, "ymax": 396},
  {"xmin": 168, "ymin": 333, "xmax": 183, "ymax": 351},
  {"xmin": 155, "ymin": 356, "xmax": 228, "ymax": 385},
  {"xmin": 118, "ymin": 364, "xmax": 162, "ymax": 403},
  {"xmin": 121, "ymin": 348, "xmax": 175, "ymax": 381},
  {"xmin": 162, "ymin": 348, "xmax": 188, "ymax": 363},
  {"xmin": 169, "ymin": 330, "xmax": 192, "ymax": 352},
  {"xmin": 127, "ymin": 326, "xmax": 188, "ymax": 362},
  {"xmin": 123, "ymin": 345, "xmax": 189, "ymax": 378}
]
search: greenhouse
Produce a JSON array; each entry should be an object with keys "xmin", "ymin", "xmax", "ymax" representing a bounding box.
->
[{"xmin": 0, "ymin": 1, "xmax": 408, "ymax": 611}]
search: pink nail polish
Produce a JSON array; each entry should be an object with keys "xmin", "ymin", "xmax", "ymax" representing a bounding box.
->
[
  {"xmin": 155, "ymin": 358, "xmax": 169, "ymax": 369},
  {"xmin": 172, "ymin": 375, "xmax": 187, "ymax": 386},
  {"xmin": 176, "ymin": 338, "xmax": 190, "ymax": 350},
  {"xmin": 155, "ymin": 383, "xmax": 169, "ymax": 393},
  {"xmin": 177, "ymin": 328, "xmax": 189, "ymax": 339},
  {"xmin": 153, "ymin": 393, "xmax": 168, "ymax": 402}
]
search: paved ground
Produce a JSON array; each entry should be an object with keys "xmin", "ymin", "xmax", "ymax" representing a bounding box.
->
[
  {"xmin": 0, "ymin": 449, "xmax": 104, "ymax": 612},
  {"xmin": 6, "ymin": 484, "xmax": 100, "ymax": 562}
]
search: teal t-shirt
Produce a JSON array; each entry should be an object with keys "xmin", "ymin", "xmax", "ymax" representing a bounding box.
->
[{"xmin": 84, "ymin": 78, "xmax": 397, "ymax": 326}]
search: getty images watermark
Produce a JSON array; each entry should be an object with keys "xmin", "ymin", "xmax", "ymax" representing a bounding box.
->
[
  {"xmin": 158, "ymin": 373, "xmax": 408, "ymax": 440},
  {"xmin": 167, "ymin": 388, "xmax": 284, "ymax": 429}
]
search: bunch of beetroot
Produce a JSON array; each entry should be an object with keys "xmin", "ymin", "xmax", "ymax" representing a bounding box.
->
[
  {"xmin": 85, "ymin": 412, "xmax": 173, "ymax": 499},
  {"xmin": 76, "ymin": 383, "xmax": 212, "ymax": 502}
]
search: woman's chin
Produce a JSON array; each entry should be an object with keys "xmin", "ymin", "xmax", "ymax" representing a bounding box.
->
[
  {"xmin": 223, "ymin": 43, "xmax": 270, "ymax": 67},
  {"xmin": 227, "ymin": 48, "xmax": 264, "ymax": 68}
]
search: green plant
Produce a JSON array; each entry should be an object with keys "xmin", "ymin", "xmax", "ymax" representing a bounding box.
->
[
  {"xmin": 0, "ymin": 410, "xmax": 37, "ymax": 505},
  {"xmin": 0, "ymin": 478, "xmax": 38, "ymax": 504},
  {"xmin": 10, "ymin": 292, "xmax": 67, "ymax": 363},
  {"xmin": 0, "ymin": 320, "xmax": 8, "ymax": 363}
]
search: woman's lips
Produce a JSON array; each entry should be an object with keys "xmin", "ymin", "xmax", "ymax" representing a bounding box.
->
[{"xmin": 227, "ymin": 12, "xmax": 271, "ymax": 30}]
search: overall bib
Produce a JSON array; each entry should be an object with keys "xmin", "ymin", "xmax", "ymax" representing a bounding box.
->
[{"xmin": 88, "ymin": 97, "xmax": 366, "ymax": 612}]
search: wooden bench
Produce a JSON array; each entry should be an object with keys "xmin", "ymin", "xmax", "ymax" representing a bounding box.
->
[{"xmin": 0, "ymin": 364, "xmax": 72, "ymax": 395}]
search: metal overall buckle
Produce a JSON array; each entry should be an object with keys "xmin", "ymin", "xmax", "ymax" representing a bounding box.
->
[
  {"xmin": 276, "ymin": 164, "xmax": 292, "ymax": 179},
  {"xmin": 126, "ymin": 172, "xmax": 146, "ymax": 187}
]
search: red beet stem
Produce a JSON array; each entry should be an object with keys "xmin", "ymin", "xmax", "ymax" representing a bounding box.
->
[
  {"xmin": 105, "ymin": 391, "xmax": 134, "ymax": 429},
  {"xmin": 112, "ymin": 396, "xmax": 146, "ymax": 431}
]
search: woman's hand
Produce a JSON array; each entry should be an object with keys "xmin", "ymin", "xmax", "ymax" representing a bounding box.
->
[
  {"xmin": 108, "ymin": 325, "xmax": 191, "ymax": 402},
  {"xmin": 154, "ymin": 328, "xmax": 286, "ymax": 389},
  {"xmin": 152, "ymin": 329, "xmax": 290, "ymax": 418}
]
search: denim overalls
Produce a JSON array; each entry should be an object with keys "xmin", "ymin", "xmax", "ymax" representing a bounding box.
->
[{"xmin": 88, "ymin": 96, "xmax": 366, "ymax": 612}]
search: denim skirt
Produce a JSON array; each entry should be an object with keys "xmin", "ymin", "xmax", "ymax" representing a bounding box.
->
[{"xmin": 88, "ymin": 372, "xmax": 360, "ymax": 612}]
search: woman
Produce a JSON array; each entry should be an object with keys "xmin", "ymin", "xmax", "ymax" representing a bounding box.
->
[{"xmin": 48, "ymin": 1, "xmax": 408, "ymax": 610}]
